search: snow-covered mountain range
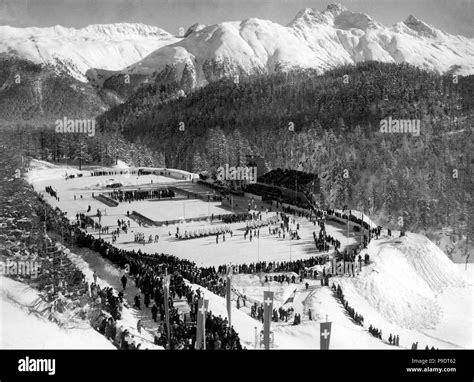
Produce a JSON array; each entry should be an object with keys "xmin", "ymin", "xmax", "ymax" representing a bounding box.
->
[
  {"xmin": 0, "ymin": 23, "xmax": 181, "ymax": 82},
  {"xmin": 121, "ymin": 3, "xmax": 474, "ymax": 88},
  {"xmin": 1, "ymin": 4, "xmax": 473, "ymax": 92}
]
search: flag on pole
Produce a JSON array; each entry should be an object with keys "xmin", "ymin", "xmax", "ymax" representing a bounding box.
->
[
  {"xmin": 320, "ymin": 321, "xmax": 332, "ymax": 349},
  {"xmin": 263, "ymin": 290, "xmax": 274, "ymax": 349},
  {"xmin": 226, "ymin": 266, "xmax": 232, "ymax": 329},
  {"xmin": 163, "ymin": 273, "xmax": 172, "ymax": 349},
  {"xmin": 195, "ymin": 298, "xmax": 209, "ymax": 350},
  {"xmin": 283, "ymin": 289, "xmax": 297, "ymax": 306},
  {"xmin": 195, "ymin": 298, "xmax": 204, "ymax": 350},
  {"xmin": 203, "ymin": 299, "xmax": 209, "ymax": 349}
]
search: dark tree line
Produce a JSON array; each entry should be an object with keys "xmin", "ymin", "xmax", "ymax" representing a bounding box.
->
[{"xmin": 9, "ymin": 125, "xmax": 165, "ymax": 169}]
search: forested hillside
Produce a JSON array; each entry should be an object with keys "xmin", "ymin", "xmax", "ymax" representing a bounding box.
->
[
  {"xmin": 97, "ymin": 62, "xmax": 473, "ymax": 233},
  {"xmin": 7, "ymin": 125, "xmax": 165, "ymax": 169},
  {"xmin": 0, "ymin": 56, "xmax": 107, "ymax": 123}
]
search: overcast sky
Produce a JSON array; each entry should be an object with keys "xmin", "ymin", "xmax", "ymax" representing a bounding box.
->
[{"xmin": 1, "ymin": 0, "xmax": 473, "ymax": 37}]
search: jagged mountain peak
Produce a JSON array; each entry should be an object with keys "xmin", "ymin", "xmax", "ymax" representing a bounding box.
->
[
  {"xmin": 121, "ymin": 3, "xmax": 473, "ymax": 92},
  {"xmin": 325, "ymin": 3, "xmax": 348, "ymax": 14},
  {"xmin": 333, "ymin": 10, "xmax": 379, "ymax": 30},
  {"xmin": 289, "ymin": 6, "xmax": 339, "ymax": 26},
  {"xmin": 289, "ymin": 4, "xmax": 378, "ymax": 30},
  {"xmin": 184, "ymin": 23, "xmax": 207, "ymax": 37},
  {"xmin": 403, "ymin": 15, "xmax": 438, "ymax": 38}
]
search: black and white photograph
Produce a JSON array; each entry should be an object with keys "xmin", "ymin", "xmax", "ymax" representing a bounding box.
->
[{"xmin": 0, "ymin": 0, "xmax": 472, "ymax": 379}]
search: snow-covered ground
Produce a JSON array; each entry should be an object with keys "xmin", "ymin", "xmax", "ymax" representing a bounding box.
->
[
  {"xmin": 272, "ymin": 287, "xmax": 395, "ymax": 349},
  {"xmin": 61, "ymin": 244, "xmax": 163, "ymax": 349},
  {"xmin": 26, "ymin": 160, "xmax": 331, "ymax": 266},
  {"xmin": 27, "ymin": 159, "xmax": 224, "ymax": 224},
  {"xmin": 0, "ymin": 276, "xmax": 115, "ymax": 349},
  {"xmin": 0, "ymin": 243, "xmax": 163, "ymax": 350},
  {"xmin": 20, "ymin": 160, "xmax": 473, "ymax": 349},
  {"xmin": 334, "ymin": 234, "xmax": 473, "ymax": 349},
  {"xmin": 190, "ymin": 276, "xmax": 394, "ymax": 349}
]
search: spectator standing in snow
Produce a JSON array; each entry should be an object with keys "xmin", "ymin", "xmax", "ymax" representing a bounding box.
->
[
  {"xmin": 134, "ymin": 294, "xmax": 141, "ymax": 310},
  {"xmin": 121, "ymin": 274, "xmax": 127, "ymax": 290}
]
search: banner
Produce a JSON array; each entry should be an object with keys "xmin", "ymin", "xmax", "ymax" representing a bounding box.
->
[
  {"xmin": 263, "ymin": 290, "xmax": 274, "ymax": 349},
  {"xmin": 195, "ymin": 298, "xmax": 209, "ymax": 350},
  {"xmin": 226, "ymin": 266, "xmax": 232, "ymax": 328},
  {"xmin": 163, "ymin": 274, "xmax": 171, "ymax": 349},
  {"xmin": 320, "ymin": 321, "xmax": 332, "ymax": 350}
]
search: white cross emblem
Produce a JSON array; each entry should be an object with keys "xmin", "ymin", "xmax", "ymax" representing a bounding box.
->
[
  {"xmin": 264, "ymin": 297, "xmax": 272, "ymax": 306},
  {"xmin": 321, "ymin": 329, "xmax": 330, "ymax": 340},
  {"xmin": 199, "ymin": 305, "xmax": 206, "ymax": 315}
]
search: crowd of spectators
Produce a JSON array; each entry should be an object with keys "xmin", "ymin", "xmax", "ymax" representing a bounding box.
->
[
  {"xmin": 42, "ymin": 199, "xmax": 243, "ymax": 350},
  {"xmin": 108, "ymin": 188, "xmax": 175, "ymax": 203}
]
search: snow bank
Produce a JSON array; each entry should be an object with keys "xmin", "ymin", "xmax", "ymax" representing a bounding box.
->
[
  {"xmin": 338, "ymin": 233, "xmax": 467, "ymax": 330},
  {"xmin": 113, "ymin": 160, "xmax": 130, "ymax": 169},
  {"xmin": 61, "ymin": 245, "xmax": 163, "ymax": 350},
  {"xmin": 272, "ymin": 287, "xmax": 394, "ymax": 349},
  {"xmin": 26, "ymin": 159, "xmax": 86, "ymax": 183},
  {"xmin": 0, "ymin": 276, "xmax": 115, "ymax": 349}
]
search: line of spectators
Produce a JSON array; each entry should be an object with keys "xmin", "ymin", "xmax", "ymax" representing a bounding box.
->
[{"xmin": 41, "ymin": 200, "xmax": 243, "ymax": 350}]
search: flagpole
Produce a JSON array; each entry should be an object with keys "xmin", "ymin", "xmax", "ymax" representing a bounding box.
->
[
  {"xmin": 226, "ymin": 265, "xmax": 232, "ymax": 329},
  {"xmin": 254, "ymin": 326, "xmax": 258, "ymax": 349},
  {"xmin": 202, "ymin": 293, "xmax": 206, "ymax": 350},
  {"xmin": 323, "ymin": 224, "xmax": 326, "ymax": 253},
  {"xmin": 195, "ymin": 298, "xmax": 203, "ymax": 350},
  {"xmin": 263, "ymin": 290, "xmax": 274, "ymax": 350},
  {"xmin": 258, "ymin": 234, "xmax": 260, "ymax": 262},
  {"xmin": 164, "ymin": 268, "xmax": 172, "ymax": 350},
  {"xmin": 346, "ymin": 209, "xmax": 350, "ymax": 248}
]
